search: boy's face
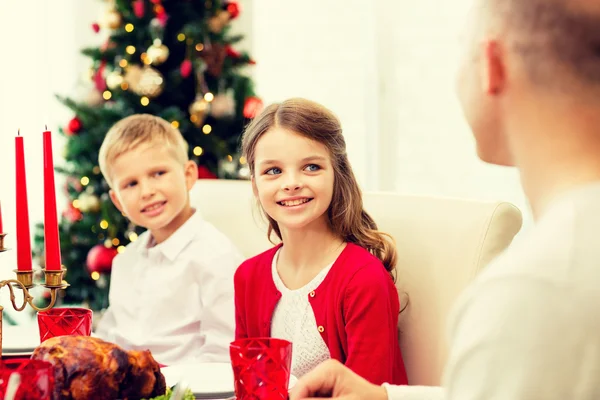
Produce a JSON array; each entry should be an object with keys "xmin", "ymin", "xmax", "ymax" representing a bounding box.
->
[{"xmin": 108, "ymin": 143, "xmax": 197, "ymax": 243}]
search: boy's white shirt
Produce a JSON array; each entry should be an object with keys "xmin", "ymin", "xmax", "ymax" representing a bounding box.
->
[
  {"xmin": 95, "ymin": 209, "xmax": 244, "ymax": 366},
  {"xmin": 385, "ymin": 182, "xmax": 600, "ymax": 399}
]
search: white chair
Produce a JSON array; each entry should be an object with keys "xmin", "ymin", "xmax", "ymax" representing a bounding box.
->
[
  {"xmin": 362, "ymin": 192, "xmax": 522, "ymax": 385},
  {"xmin": 190, "ymin": 180, "xmax": 523, "ymax": 385}
]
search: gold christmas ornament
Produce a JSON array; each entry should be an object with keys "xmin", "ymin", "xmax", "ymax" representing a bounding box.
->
[
  {"xmin": 78, "ymin": 192, "xmax": 101, "ymax": 213},
  {"xmin": 208, "ymin": 10, "xmax": 231, "ymax": 33},
  {"xmin": 105, "ymin": 70, "xmax": 124, "ymax": 90},
  {"xmin": 146, "ymin": 40, "xmax": 170, "ymax": 66},
  {"xmin": 124, "ymin": 64, "xmax": 143, "ymax": 86},
  {"xmin": 125, "ymin": 65, "xmax": 164, "ymax": 98},
  {"xmin": 103, "ymin": 9, "xmax": 122, "ymax": 29},
  {"xmin": 189, "ymin": 97, "xmax": 210, "ymax": 127},
  {"xmin": 210, "ymin": 93, "xmax": 236, "ymax": 117},
  {"xmin": 86, "ymin": 89, "xmax": 104, "ymax": 106}
]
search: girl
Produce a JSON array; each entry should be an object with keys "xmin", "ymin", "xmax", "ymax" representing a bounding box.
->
[{"xmin": 234, "ymin": 98, "xmax": 408, "ymax": 385}]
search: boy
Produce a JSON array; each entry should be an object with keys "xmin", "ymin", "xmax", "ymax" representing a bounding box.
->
[{"xmin": 95, "ymin": 114, "xmax": 243, "ymax": 366}]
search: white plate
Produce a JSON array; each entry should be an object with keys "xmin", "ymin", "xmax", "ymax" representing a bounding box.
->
[
  {"xmin": 2, "ymin": 325, "xmax": 39, "ymax": 354},
  {"xmin": 1, "ymin": 351, "xmax": 33, "ymax": 357},
  {"xmin": 161, "ymin": 362, "xmax": 297, "ymax": 398}
]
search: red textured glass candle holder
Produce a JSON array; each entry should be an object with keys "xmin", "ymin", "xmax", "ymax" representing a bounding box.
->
[
  {"xmin": 229, "ymin": 337, "xmax": 292, "ymax": 400},
  {"xmin": 0, "ymin": 359, "xmax": 54, "ymax": 400},
  {"xmin": 37, "ymin": 307, "xmax": 92, "ymax": 342}
]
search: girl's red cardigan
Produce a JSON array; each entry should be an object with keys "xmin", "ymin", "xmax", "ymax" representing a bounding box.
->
[{"xmin": 234, "ymin": 243, "xmax": 408, "ymax": 385}]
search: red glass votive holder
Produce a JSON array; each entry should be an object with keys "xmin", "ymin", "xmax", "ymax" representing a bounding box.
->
[
  {"xmin": 37, "ymin": 307, "xmax": 92, "ymax": 342},
  {"xmin": 229, "ymin": 337, "xmax": 292, "ymax": 400},
  {"xmin": 0, "ymin": 359, "xmax": 54, "ymax": 400}
]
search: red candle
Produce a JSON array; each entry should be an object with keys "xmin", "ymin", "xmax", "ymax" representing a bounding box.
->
[
  {"xmin": 15, "ymin": 132, "xmax": 32, "ymax": 271},
  {"xmin": 43, "ymin": 128, "xmax": 61, "ymax": 271}
]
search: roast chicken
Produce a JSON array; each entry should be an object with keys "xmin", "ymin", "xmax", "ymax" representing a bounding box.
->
[{"xmin": 31, "ymin": 335, "xmax": 166, "ymax": 400}]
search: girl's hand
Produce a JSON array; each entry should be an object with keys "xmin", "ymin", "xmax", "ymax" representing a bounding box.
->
[{"xmin": 289, "ymin": 360, "xmax": 388, "ymax": 400}]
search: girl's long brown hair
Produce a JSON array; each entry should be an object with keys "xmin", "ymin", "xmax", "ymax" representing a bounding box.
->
[{"xmin": 241, "ymin": 98, "xmax": 397, "ymax": 278}]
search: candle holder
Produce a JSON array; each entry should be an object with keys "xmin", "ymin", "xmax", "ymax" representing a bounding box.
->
[
  {"xmin": 0, "ymin": 234, "xmax": 68, "ymax": 356},
  {"xmin": 0, "ymin": 233, "xmax": 7, "ymax": 253}
]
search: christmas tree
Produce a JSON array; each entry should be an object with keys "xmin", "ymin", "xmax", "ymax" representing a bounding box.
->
[{"xmin": 32, "ymin": 0, "xmax": 261, "ymax": 311}]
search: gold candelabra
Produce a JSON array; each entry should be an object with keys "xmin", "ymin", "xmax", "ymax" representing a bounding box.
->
[{"xmin": 0, "ymin": 232, "xmax": 68, "ymax": 356}]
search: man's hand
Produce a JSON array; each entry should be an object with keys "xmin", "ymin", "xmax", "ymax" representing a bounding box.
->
[{"xmin": 289, "ymin": 360, "xmax": 388, "ymax": 400}]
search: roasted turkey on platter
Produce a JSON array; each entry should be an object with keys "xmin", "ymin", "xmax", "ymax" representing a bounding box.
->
[{"xmin": 31, "ymin": 335, "xmax": 166, "ymax": 400}]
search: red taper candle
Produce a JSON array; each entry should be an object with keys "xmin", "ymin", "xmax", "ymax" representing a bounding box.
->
[
  {"xmin": 15, "ymin": 131, "xmax": 32, "ymax": 270},
  {"xmin": 43, "ymin": 127, "xmax": 61, "ymax": 271}
]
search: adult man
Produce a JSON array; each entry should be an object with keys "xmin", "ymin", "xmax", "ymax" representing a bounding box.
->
[{"xmin": 291, "ymin": 0, "xmax": 600, "ymax": 398}]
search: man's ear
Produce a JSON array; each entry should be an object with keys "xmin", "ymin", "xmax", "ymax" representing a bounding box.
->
[
  {"xmin": 481, "ymin": 40, "xmax": 506, "ymax": 96},
  {"xmin": 109, "ymin": 189, "xmax": 124, "ymax": 214},
  {"xmin": 184, "ymin": 160, "xmax": 198, "ymax": 190}
]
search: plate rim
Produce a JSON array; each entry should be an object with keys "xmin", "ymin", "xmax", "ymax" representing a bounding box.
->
[{"xmin": 161, "ymin": 362, "xmax": 298, "ymax": 394}]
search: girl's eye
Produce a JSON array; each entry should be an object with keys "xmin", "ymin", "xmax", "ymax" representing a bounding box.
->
[
  {"xmin": 305, "ymin": 164, "xmax": 320, "ymax": 172},
  {"xmin": 265, "ymin": 167, "xmax": 282, "ymax": 175},
  {"xmin": 124, "ymin": 181, "xmax": 137, "ymax": 189},
  {"xmin": 153, "ymin": 170, "xmax": 166, "ymax": 177}
]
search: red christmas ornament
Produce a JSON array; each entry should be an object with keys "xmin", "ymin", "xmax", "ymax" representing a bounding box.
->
[
  {"xmin": 91, "ymin": 23, "xmax": 100, "ymax": 33},
  {"xmin": 248, "ymin": 58, "xmax": 256, "ymax": 65},
  {"xmin": 198, "ymin": 165, "xmax": 218, "ymax": 179},
  {"xmin": 62, "ymin": 204, "xmax": 83, "ymax": 223},
  {"xmin": 225, "ymin": 45, "xmax": 241, "ymax": 59},
  {"xmin": 226, "ymin": 2, "xmax": 241, "ymax": 19},
  {"xmin": 133, "ymin": 0, "xmax": 145, "ymax": 18},
  {"xmin": 86, "ymin": 244, "xmax": 118, "ymax": 274},
  {"xmin": 67, "ymin": 117, "xmax": 82, "ymax": 134},
  {"xmin": 180, "ymin": 59, "xmax": 193, "ymax": 78},
  {"xmin": 153, "ymin": 3, "xmax": 168, "ymax": 26},
  {"xmin": 243, "ymin": 96, "xmax": 264, "ymax": 119},
  {"xmin": 94, "ymin": 60, "xmax": 107, "ymax": 92}
]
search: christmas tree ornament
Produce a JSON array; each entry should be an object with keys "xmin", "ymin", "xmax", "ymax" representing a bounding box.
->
[
  {"xmin": 78, "ymin": 192, "xmax": 101, "ymax": 213},
  {"xmin": 105, "ymin": 70, "xmax": 124, "ymax": 90},
  {"xmin": 189, "ymin": 96, "xmax": 210, "ymax": 127},
  {"xmin": 124, "ymin": 64, "xmax": 142, "ymax": 86},
  {"xmin": 225, "ymin": 1, "xmax": 241, "ymax": 19},
  {"xmin": 85, "ymin": 89, "xmax": 104, "ymax": 106},
  {"xmin": 208, "ymin": 10, "xmax": 231, "ymax": 33},
  {"xmin": 210, "ymin": 92, "xmax": 236, "ymax": 118},
  {"xmin": 102, "ymin": 8, "xmax": 122, "ymax": 30},
  {"xmin": 66, "ymin": 176, "xmax": 83, "ymax": 193},
  {"xmin": 62, "ymin": 204, "xmax": 83, "ymax": 223},
  {"xmin": 68, "ymin": 117, "xmax": 83, "ymax": 134},
  {"xmin": 146, "ymin": 39, "xmax": 170, "ymax": 66},
  {"xmin": 225, "ymin": 45, "xmax": 241, "ymax": 59},
  {"xmin": 180, "ymin": 59, "xmax": 193, "ymax": 78},
  {"xmin": 200, "ymin": 43, "xmax": 227, "ymax": 77},
  {"xmin": 125, "ymin": 65, "xmax": 165, "ymax": 98},
  {"xmin": 94, "ymin": 61, "xmax": 108, "ymax": 92},
  {"xmin": 133, "ymin": 0, "xmax": 145, "ymax": 18},
  {"xmin": 92, "ymin": 23, "xmax": 101, "ymax": 33},
  {"xmin": 243, "ymin": 96, "xmax": 264, "ymax": 119},
  {"xmin": 86, "ymin": 244, "xmax": 118, "ymax": 274}
]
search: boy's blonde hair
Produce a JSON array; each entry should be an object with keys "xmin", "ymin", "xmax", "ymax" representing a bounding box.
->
[{"xmin": 99, "ymin": 114, "xmax": 189, "ymax": 187}]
